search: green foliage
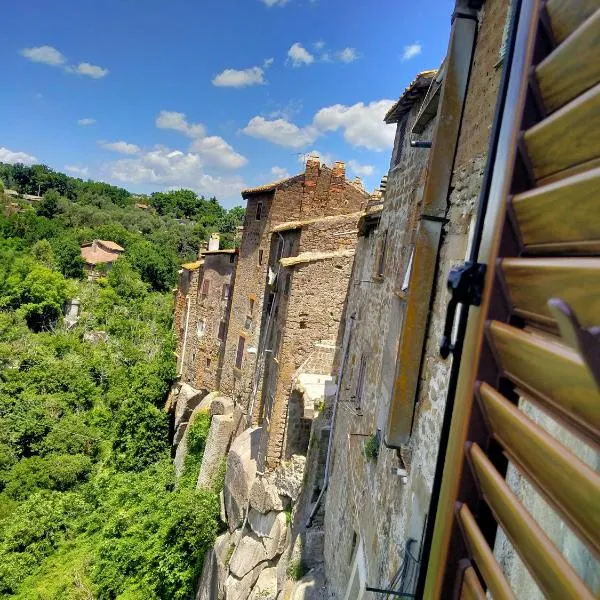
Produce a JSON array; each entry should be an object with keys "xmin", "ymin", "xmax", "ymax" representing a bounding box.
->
[
  {"xmin": 0, "ymin": 194, "xmax": 221, "ymax": 598},
  {"xmin": 180, "ymin": 411, "xmax": 212, "ymax": 490},
  {"xmin": 363, "ymin": 434, "xmax": 380, "ymax": 462},
  {"xmin": 287, "ymin": 559, "xmax": 307, "ymax": 581},
  {"xmin": 51, "ymin": 235, "xmax": 84, "ymax": 279},
  {"xmin": 36, "ymin": 190, "xmax": 61, "ymax": 219}
]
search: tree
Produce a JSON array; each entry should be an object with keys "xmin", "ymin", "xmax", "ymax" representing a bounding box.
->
[
  {"xmin": 51, "ymin": 235, "xmax": 84, "ymax": 279},
  {"xmin": 30, "ymin": 239, "xmax": 54, "ymax": 268},
  {"xmin": 12, "ymin": 266, "xmax": 73, "ymax": 331},
  {"xmin": 36, "ymin": 189, "xmax": 60, "ymax": 219}
]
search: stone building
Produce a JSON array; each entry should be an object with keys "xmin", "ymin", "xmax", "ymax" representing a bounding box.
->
[
  {"xmin": 323, "ymin": 0, "xmax": 517, "ymax": 595},
  {"xmin": 80, "ymin": 239, "xmax": 124, "ymax": 276},
  {"xmin": 257, "ymin": 210, "xmax": 362, "ymax": 470},
  {"xmin": 175, "ymin": 234, "xmax": 237, "ymax": 393},
  {"xmin": 219, "ymin": 159, "xmax": 369, "ymax": 421}
]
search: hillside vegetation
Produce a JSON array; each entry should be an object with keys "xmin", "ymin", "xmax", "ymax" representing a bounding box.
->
[{"xmin": 0, "ymin": 163, "xmax": 241, "ymax": 599}]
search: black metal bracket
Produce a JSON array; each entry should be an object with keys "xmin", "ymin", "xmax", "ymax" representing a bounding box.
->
[{"xmin": 439, "ymin": 261, "xmax": 486, "ymax": 358}]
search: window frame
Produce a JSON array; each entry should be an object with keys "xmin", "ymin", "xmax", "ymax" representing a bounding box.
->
[
  {"xmin": 235, "ymin": 335, "xmax": 245, "ymax": 369},
  {"xmin": 255, "ymin": 201, "xmax": 263, "ymax": 221}
]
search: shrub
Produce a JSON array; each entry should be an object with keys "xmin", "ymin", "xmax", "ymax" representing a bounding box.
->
[{"xmin": 364, "ymin": 434, "xmax": 379, "ymax": 462}]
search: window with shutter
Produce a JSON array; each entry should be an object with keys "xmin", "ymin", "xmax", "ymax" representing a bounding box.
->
[
  {"xmin": 201, "ymin": 279, "xmax": 210, "ymax": 298},
  {"xmin": 235, "ymin": 335, "xmax": 245, "ymax": 369},
  {"xmin": 420, "ymin": 2, "xmax": 600, "ymax": 598}
]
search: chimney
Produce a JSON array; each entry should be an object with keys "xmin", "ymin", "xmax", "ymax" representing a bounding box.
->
[
  {"xmin": 304, "ymin": 155, "xmax": 320, "ymax": 187},
  {"xmin": 208, "ymin": 232, "xmax": 220, "ymax": 252},
  {"xmin": 332, "ymin": 161, "xmax": 346, "ymax": 179}
]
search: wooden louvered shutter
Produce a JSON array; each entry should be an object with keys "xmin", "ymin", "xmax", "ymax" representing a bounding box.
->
[{"xmin": 422, "ymin": 1, "xmax": 600, "ymax": 598}]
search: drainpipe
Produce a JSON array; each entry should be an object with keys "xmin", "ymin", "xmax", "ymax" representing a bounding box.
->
[
  {"xmin": 306, "ymin": 315, "xmax": 354, "ymax": 528},
  {"xmin": 179, "ymin": 296, "xmax": 191, "ymax": 377}
]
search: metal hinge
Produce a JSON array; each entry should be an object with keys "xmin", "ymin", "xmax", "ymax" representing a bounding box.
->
[{"xmin": 439, "ymin": 261, "xmax": 486, "ymax": 359}]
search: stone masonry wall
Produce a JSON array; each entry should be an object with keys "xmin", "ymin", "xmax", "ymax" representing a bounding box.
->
[
  {"xmin": 220, "ymin": 162, "xmax": 368, "ymax": 420},
  {"xmin": 176, "ymin": 264, "xmax": 203, "ymax": 379},
  {"xmin": 180, "ymin": 252, "xmax": 236, "ymax": 391},
  {"xmin": 323, "ymin": 0, "xmax": 509, "ymax": 595},
  {"xmin": 265, "ymin": 253, "xmax": 354, "ymax": 469}
]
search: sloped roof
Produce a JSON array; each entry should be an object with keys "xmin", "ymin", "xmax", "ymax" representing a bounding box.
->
[
  {"xmin": 280, "ymin": 248, "xmax": 355, "ymax": 267},
  {"xmin": 97, "ymin": 240, "xmax": 125, "ymax": 252},
  {"xmin": 81, "ymin": 245, "xmax": 121, "ymax": 266},
  {"xmin": 271, "ymin": 211, "xmax": 364, "ymax": 233},
  {"xmin": 241, "ymin": 174, "xmax": 303, "ymax": 198},
  {"xmin": 384, "ymin": 70, "xmax": 437, "ymax": 124},
  {"xmin": 181, "ymin": 261, "xmax": 203, "ymax": 270}
]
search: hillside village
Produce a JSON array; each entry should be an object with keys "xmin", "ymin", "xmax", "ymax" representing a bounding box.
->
[
  {"xmin": 169, "ymin": 0, "xmax": 600, "ymax": 598},
  {"xmin": 0, "ymin": 0, "xmax": 598, "ymax": 599}
]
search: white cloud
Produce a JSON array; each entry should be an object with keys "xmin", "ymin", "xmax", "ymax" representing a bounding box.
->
[
  {"xmin": 313, "ymin": 99, "xmax": 395, "ymax": 151},
  {"xmin": 64, "ymin": 164, "xmax": 89, "ymax": 177},
  {"xmin": 73, "ymin": 62, "xmax": 109, "ymax": 78},
  {"xmin": 98, "ymin": 140, "xmax": 141, "ymax": 155},
  {"xmin": 189, "ymin": 136, "xmax": 247, "ymax": 169},
  {"xmin": 156, "ymin": 110, "xmax": 246, "ymax": 169},
  {"xmin": 213, "ymin": 65, "xmax": 266, "ymax": 88},
  {"xmin": 266, "ymin": 98, "xmax": 303, "ymax": 121},
  {"xmin": 156, "ymin": 110, "xmax": 206, "ymax": 138},
  {"xmin": 298, "ymin": 150, "xmax": 333, "ymax": 167},
  {"xmin": 260, "ymin": 0, "xmax": 290, "ymax": 6},
  {"xmin": 245, "ymin": 99, "xmax": 394, "ymax": 151},
  {"xmin": 20, "ymin": 45, "xmax": 66, "ymax": 66},
  {"xmin": 337, "ymin": 47, "xmax": 358, "ymax": 63},
  {"xmin": 401, "ymin": 42, "xmax": 422, "ymax": 61},
  {"xmin": 106, "ymin": 146, "xmax": 246, "ymax": 199},
  {"xmin": 77, "ymin": 118, "xmax": 96, "ymax": 126},
  {"xmin": 20, "ymin": 46, "xmax": 109, "ymax": 78},
  {"xmin": 263, "ymin": 58, "xmax": 274, "ymax": 68},
  {"xmin": 314, "ymin": 41, "xmax": 325, "ymax": 51},
  {"xmin": 270, "ymin": 166, "xmax": 290, "ymax": 179},
  {"xmin": 0, "ymin": 147, "xmax": 37, "ymax": 165},
  {"xmin": 242, "ymin": 116, "xmax": 318, "ymax": 149},
  {"xmin": 288, "ymin": 43, "xmax": 314, "ymax": 67},
  {"xmin": 348, "ymin": 160, "xmax": 375, "ymax": 177}
]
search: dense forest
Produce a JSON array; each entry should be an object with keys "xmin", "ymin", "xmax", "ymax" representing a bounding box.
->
[{"xmin": 0, "ymin": 163, "xmax": 243, "ymax": 598}]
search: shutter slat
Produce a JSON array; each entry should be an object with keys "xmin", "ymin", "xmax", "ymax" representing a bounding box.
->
[
  {"xmin": 536, "ymin": 9, "xmax": 600, "ymax": 112},
  {"xmin": 460, "ymin": 566, "xmax": 487, "ymax": 600},
  {"xmin": 468, "ymin": 443, "xmax": 596, "ymax": 600},
  {"xmin": 546, "ymin": 0, "xmax": 600, "ymax": 43},
  {"xmin": 478, "ymin": 382, "xmax": 600, "ymax": 557},
  {"xmin": 457, "ymin": 504, "xmax": 516, "ymax": 600},
  {"xmin": 501, "ymin": 257, "xmax": 600, "ymax": 328},
  {"xmin": 488, "ymin": 321, "xmax": 600, "ymax": 447},
  {"xmin": 524, "ymin": 82, "xmax": 600, "ymax": 180},
  {"xmin": 513, "ymin": 167, "xmax": 600, "ymax": 253}
]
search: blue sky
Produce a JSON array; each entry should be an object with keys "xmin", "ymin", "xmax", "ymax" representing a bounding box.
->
[{"xmin": 1, "ymin": 0, "xmax": 453, "ymax": 208}]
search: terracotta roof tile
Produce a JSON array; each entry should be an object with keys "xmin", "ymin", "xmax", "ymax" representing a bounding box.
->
[{"xmin": 384, "ymin": 69, "xmax": 437, "ymax": 123}]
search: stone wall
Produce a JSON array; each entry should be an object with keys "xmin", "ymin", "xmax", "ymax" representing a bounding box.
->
[
  {"xmin": 219, "ymin": 161, "xmax": 368, "ymax": 419},
  {"xmin": 322, "ymin": 0, "xmax": 509, "ymax": 595},
  {"xmin": 175, "ymin": 263, "xmax": 203, "ymax": 376},
  {"xmin": 180, "ymin": 251, "xmax": 237, "ymax": 391}
]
